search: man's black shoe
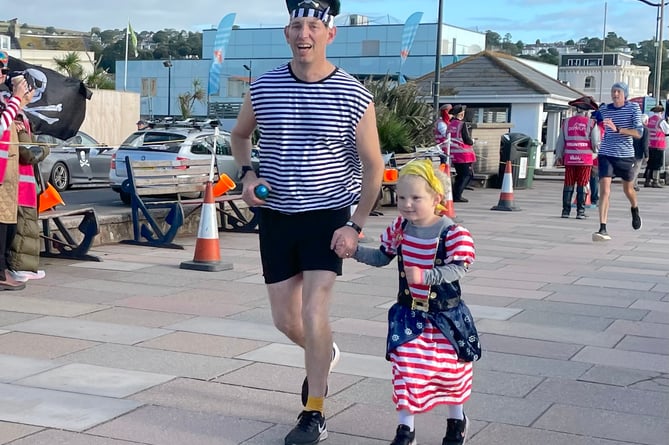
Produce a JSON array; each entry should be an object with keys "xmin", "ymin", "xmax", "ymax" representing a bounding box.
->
[{"xmin": 284, "ymin": 410, "xmax": 327, "ymax": 445}]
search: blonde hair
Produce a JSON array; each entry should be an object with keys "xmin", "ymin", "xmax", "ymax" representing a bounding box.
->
[{"xmin": 398, "ymin": 159, "xmax": 451, "ymax": 214}]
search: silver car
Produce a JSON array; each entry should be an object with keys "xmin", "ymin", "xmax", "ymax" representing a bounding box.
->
[
  {"xmin": 109, "ymin": 124, "xmax": 258, "ymax": 204},
  {"xmin": 37, "ymin": 131, "xmax": 116, "ymax": 192}
]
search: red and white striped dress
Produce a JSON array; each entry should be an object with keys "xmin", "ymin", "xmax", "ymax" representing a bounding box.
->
[{"xmin": 383, "ymin": 218, "xmax": 474, "ymax": 413}]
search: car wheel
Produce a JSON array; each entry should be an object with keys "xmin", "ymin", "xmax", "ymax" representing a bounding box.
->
[
  {"xmin": 50, "ymin": 162, "xmax": 70, "ymax": 192},
  {"xmin": 119, "ymin": 191, "xmax": 131, "ymax": 205}
]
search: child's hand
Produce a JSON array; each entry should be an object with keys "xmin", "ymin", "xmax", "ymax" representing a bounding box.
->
[{"xmin": 404, "ymin": 266, "xmax": 423, "ymax": 285}]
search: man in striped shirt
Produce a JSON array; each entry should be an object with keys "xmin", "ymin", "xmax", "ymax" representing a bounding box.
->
[
  {"xmin": 230, "ymin": 1, "xmax": 384, "ymax": 444},
  {"xmin": 592, "ymin": 82, "xmax": 643, "ymax": 242}
]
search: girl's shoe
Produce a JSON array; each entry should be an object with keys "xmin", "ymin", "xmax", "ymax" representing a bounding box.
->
[
  {"xmin": 443, "ymin": 413, "xmax": 468, "ymax": 445},
  {"xmin": 390, "ymin": 424, "xmax": 416, "ymax": 445}
]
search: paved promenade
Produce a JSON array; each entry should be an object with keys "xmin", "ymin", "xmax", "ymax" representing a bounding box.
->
[{"xmin": 0, "ymin": 180, "xmax": 667, "ymax": 445}]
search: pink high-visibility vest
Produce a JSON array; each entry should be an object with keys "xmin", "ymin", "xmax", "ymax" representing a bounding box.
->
[
  {"xmin": 447, "ymin": 120, "xmax": 476, "ymax": 163},
  {"xmin": 648, "ymin": 114, "xmax": 666, "ymax": 150},
  {"xmin": 562, "ymin": 115, "xmax": 594, "ymax": 166}
]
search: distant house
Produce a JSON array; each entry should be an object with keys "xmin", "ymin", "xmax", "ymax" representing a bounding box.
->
[
  {"xmin": 414, "ymin": 51, "xmax": 588, "ymax": 171},
  {"xmin": 558, "ymin": 52, "xmax": 650, "ymax": 104},
  {"xmin": 0, "ymin": 19, "xmax": 95, "ymax": 76}
]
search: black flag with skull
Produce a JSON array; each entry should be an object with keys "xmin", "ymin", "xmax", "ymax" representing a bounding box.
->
[{"xmin": 2, "ymin": 56, "xmax": 92, "ymax": 140}]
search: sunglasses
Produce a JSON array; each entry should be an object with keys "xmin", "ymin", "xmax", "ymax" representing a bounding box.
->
[{"xmin": 0, "ymin": 68, "xmax": 8, "ymax": 74}]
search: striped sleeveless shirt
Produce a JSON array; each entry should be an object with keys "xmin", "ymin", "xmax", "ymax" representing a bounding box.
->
[{"xmin": 250, "ymin": 63, "xmax": 373, "ymax": 213}]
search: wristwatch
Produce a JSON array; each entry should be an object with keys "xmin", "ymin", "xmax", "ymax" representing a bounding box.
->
[
  {"xmin": 239, "ymin": 165, "xmax": 254, "ymax": 180},
  {"xmin": 345, "ymin": 220, "xmax": 362, "ymax": 234}
]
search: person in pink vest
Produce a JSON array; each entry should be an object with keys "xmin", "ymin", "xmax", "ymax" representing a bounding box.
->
[
  {"xmin": 434, "ymin": 103, "xmax": 452, "ymax": 148},
  {"xmin": 555, "ymin": 96, "xmax": 601, "ymax": 218},
  {"xmin": 447, "ymin": 105, "xmax": 476, "ymax": 202},
  {"xmin": 0, "ymin": 53, "xmax": 35, "ymax": 290},
  {"xmin": 7, "ymin": 115, "xmax": 49, "ymax": 281},
  {"xmin": 643, "ymin": 104, "xmax": 669, "ymax": 188}
]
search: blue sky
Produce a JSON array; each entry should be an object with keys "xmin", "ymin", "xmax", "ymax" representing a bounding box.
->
[{"xmin": 14, "ymin": 0, "xmax": 664, "ymax": 45}]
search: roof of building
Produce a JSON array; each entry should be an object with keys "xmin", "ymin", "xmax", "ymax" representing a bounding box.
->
[{"xmin": 415, "ymin": 50, "xmax": 586, "ymax": 99}]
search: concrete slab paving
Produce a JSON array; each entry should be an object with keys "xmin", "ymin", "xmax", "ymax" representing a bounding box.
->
[
  {"xmin": 15, "ymin": 363, "xmax": 175, "ymax": 398},
  {"xmin": 480, "ymin": 333, "xmax": 583, "ymax": 360},
  {"xmin": 0, "ymin": 180, "xmax": 666, "ymax": 444},
  {"xmin": 0, "ymin": 421, "xmax": 42, "ymax": 444},
  {"xmin": 572, "ymin": 346, "xmax": 669, "ymax": 373},
  {"xmin": 7, "ymin": 430, "xmax": 139, "ymax": 445},
  {"xmin": 467, "ymin": 423, "xmax": 635, "ymax": 445},
  {"xmin": 0, "ymin": 296, "xmax": 105, "ymax": 318},
  {"xmin": 4, "ymin": 316, "xmax": 170, "ymax": 345},
  {"xmin": 0, "ymin": 332, "xmax": 97, "ymax": 360},
  {"xmin": 88, "ymin": 405, "xmax": 273, "ymax": 445},
  {"xmin": 58, "ymin": 343, "xmax": 249, "ymax": 380},
  {"xmin": 534, "ymin": 404, "xmax": 668, "ymax": 445},
  {"xmin": 0, "ymin": 383, "xmax": 141, "ymax": 432},
  {"xmin": 0, "ymin": 355, "xmax": 59, "ymax": 383},
  {"xmin": 526, "ymin": 378, "xmax": 669, "ymax": 417}
]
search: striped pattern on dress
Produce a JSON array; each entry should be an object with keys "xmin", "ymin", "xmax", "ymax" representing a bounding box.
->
[
  {"xmin": 391, "ymin": 321, "xmax": 473, "ymax": 413},
  {"xmin": 250, "ymin": 63, "xmax": 373, "ymax": 213}
]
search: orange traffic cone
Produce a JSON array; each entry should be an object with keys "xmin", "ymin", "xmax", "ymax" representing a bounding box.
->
[
  {"xmin": 180, "ymin": 181, "xmax": 233, "ymax": 271},
  {"xmin": 439, "ymin": 161, "xmax": 457, "ymax": 220},
  {"xmin": 491, "ymin": 161, "xmax": 520, "ymax": 211},
  {"xmin": 38, "ymin": 183, "xmax": 65, "ymax": 213}
]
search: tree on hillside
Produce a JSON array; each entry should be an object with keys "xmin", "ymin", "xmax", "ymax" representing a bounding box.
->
[{"xmin": 486, "ymin": 30, "xmax": 502, "ymax": 50}]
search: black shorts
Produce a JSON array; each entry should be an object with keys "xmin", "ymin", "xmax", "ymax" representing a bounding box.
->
[
  {"xmin": 597, "ymin": 155, "xmax": 636, "ymax": 182},
  {"xmin": 258, "ymin": 207, "xmax": 350, "ymax": 284}
]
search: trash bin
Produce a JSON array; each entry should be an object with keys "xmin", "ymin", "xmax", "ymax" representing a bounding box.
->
[
  {"xmin": 523, "ymin": 139, "xmax": 540, "ymax": 189},
  {"xmin": 499, "ymin": 133, "xmax": 533, "ymax": 189}
]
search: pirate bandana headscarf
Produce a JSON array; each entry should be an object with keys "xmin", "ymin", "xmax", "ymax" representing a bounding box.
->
[{"xmin": 286, "ymin": 0, "xmax": 340, "ymax": 27}]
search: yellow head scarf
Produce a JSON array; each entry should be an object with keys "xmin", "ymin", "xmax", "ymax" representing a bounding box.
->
[{"xmin": 399, "ymin": 159, "xmax": 447, "ymax": 214}]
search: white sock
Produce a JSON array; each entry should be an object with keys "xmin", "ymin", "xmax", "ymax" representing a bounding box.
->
[
  {"xmin": 448, "ymin": 404, "xmax": 464, "ymax": 420},
  {"xmin": 398, "ymin": 409, "xmax": 415, "ymax": 431}
]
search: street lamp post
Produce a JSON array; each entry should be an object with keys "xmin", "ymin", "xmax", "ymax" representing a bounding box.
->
[
  {"xmin": 163, "ymin": 56, "xmax": 173, "ymax": 117},
  {"xmin": 432, "ymin": 0, "xmax": 444, "ymax": 120},
  {"xmin": 638, "ymin": 0, "xmax": 669, "ymax": 100},
  {"xmin": 243, "ymin": 61, "xmax": 253, "ymax": 91}
]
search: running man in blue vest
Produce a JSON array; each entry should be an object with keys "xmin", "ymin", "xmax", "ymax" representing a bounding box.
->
[{"xmin": 592, "ymin": 82, "xmax": 643, "ymax": 242}]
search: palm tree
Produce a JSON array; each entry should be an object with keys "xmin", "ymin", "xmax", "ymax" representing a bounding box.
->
[
  {"xmin": 177, "ymin": 78, "xmax": 206, "ymax": 119},
  {"xmin": 364, "ymin": 75, "xmax": 434, "ymax": 153},
  {"xmin": 53, "ymin": 52, "xmax": 84, "ymax": 79}
]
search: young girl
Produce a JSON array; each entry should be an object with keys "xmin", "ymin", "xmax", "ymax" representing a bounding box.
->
[{"xmin": 351, "ymin": 159, "xmax": 480, "ymax": 445}]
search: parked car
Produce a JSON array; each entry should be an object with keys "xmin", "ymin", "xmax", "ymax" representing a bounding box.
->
[
  {"xmin": 36, "ymin": 131, "xmax": 115, "ymax": 192},
  {"xmin": 109, "ymin": 124, "xmax": 259, "ymax": 205}
]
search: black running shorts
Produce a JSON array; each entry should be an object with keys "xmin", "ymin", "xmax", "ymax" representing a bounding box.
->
[
  {"xmin": 597, "ymin": 155, "xmax": 635, "ymax": 182},
  {"xmin": 258, "ymin": 207, "xmax": 350, "ymax": 284}
]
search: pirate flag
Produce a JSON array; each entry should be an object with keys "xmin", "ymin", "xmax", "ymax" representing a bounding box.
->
[{"xmin": 3, "ymin": 56, "xmax": 92, "ymax": 140}]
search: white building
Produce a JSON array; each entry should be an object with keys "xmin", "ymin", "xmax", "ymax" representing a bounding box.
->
[{"xmin": 558, "ymin": 52, "xmax": 650, "ymax": 104}]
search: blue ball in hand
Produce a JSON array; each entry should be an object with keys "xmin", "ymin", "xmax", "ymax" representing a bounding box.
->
[{"xmin": 254, "ymin": 184, "xmax": 269, "ymax": 199}]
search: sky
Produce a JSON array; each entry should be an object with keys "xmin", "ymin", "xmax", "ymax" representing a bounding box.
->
[{"xmin": 9, "ymin": 0, "xmax": 667, "ymax": 45}]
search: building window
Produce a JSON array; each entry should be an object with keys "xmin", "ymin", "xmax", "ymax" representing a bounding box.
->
[
  {"xmin": 0, "ymin": 35, "xmax": 9, "ymax": 50},
  {"xmin": 584, "ymin": 76, "xmax": 595, "ymax": 89},
  {"xmin": 362, "ymin": 40, "xmax": 380, "ymax": 57},
  {"xmin": 587, "ymin": 59, "xmax": 601, "ymax": 66},
  {"xmin": 567, "ymin": 59, "xmax": 581, "ymax": 67},
  {"xmin": 470, "ymin": 106, "xmax": 510, "ymax": 124}
]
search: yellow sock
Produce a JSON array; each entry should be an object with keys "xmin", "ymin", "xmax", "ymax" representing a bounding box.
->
[{"xmin": 305, "ymin": 396, "xmax": 324, "ymax": 414}]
